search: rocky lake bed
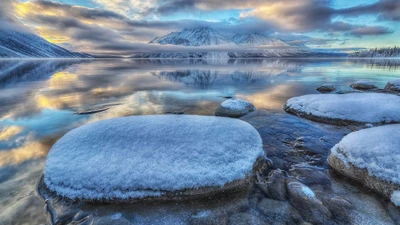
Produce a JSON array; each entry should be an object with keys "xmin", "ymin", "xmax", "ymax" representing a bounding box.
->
[{"xmin": 1, "ymin": 59, "xmax": 400, "ymax": 225}]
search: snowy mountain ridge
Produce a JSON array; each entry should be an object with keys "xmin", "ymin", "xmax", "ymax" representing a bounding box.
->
[
  {"xmin": 150, "ymin": 27, "xmax": 290, "ymax": 47},
  {"xmin": 0, "ymin": 14, "xmax": 91, "ymax": 58},
  {"xmin": 131, "ymin": 27, "xmax": 330, "ymax": 58}
]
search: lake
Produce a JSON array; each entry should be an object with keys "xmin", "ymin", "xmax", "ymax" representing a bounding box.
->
[{"xmin": 1, "ymin": 58, "xmax": 400, "ymax": 224}]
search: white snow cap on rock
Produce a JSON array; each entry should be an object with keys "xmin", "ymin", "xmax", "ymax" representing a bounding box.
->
[
  {"xmin": 221, "ymin": 99, "xmax": 253, "ymax": 110},
  {"xmin": 285, "ymin": 93, "xmax": 400, "ymax": 124},
  {"xmin": 44, "ymin": 115, "xmax": 264, "ymax": 200},
  {"xmin": 331, "ymin": 124, "xmax": 400, "ymax": 185}
]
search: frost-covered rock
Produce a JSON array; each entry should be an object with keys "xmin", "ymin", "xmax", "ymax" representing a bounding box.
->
[
  {"xmin": 284, "ymin": 93, "xmax": 400, "ymax": 125},
  {"xmin": 43, "ymin": 115, "xmax": 264, "ymax": 202},
  {"xmin": 215, "ymin": 99, "xmax": 255, "ymax": 118},
  {"xmin": 316, "ymin": 84, "xmax": 336, "ymax": 93},
  {"xmin": 385, "ymin": 79, "xmax": 400, "ymax": 92},
  {"xmin": 350, "ymin": 80, "xmax": 377, "ymax": 90},
  {"xmin": 328, "ymin": 124, "xmax": 400, "ymax": 206}
]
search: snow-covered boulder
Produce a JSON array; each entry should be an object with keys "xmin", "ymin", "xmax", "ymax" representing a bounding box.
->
[
  {"xmin": 43, "ymin": 115, "xmax": 264, "ymax": 202},
  {"xmin": 215, "ymin": 99, "xmax": 256, "ymax": 118},
  {"xmin": 284, "ymin": 93, "xmax": 400, "ymax": 125},
  {"xmin": 328, "ymin": 124, "xmax": 400, "ymax": 206},
  {"xmin": 385, "ymin": 79, "xmax": 400, "ymax": 92},
  {"xmin": 316, "ymin": 84, "xmax": 336, "ymax": 93},
  {"xmin": 350, "ymin": 80, "xmax": 377, "ymax": 90}
]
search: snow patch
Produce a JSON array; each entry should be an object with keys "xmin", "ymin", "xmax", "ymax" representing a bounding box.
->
[
  {"xmin": 44, "ymin": 115, "xmax": 263, "ymax": 200},
  {"xmin": 331, "ymin": 124, "xmax": 400, "ymax": 185},
  {"xmin": 390, "ymin": 191, "xmax": 400, "ymax": 206},
  {"xmin": 285, "ymin": 93, "xmax": 400, "ymax": 124},
  {"xmin": 221, "ymin": 99, "xmax": 252, "ymax": 110},
  {"xmin": 301, "ymin": 185, "xmax": 316, "ymax": 199}
]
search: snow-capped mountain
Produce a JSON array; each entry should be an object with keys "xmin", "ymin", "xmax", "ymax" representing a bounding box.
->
[
  {"xmin": 150, "ymin": 27, "xmax": 231, "ymax": 46},
  {"xmin": 131, "ymin": 27, "xmax": 331, "ymax": 58},
  {"xmin": 0, "ymin": 13, "xmax": 91, "ymax": 58},
  {"xmin": 230, "ymin": 33, "xmax": 289, "ymax": 46}
]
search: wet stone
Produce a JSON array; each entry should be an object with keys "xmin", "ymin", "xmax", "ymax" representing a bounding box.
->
[
  {"xmin": 257, "ymin": 198, "xmax": 303, "ymax": 224},
  {"xmin": 188, "ymin": 210, "xmax": 228, "ymax": 225},
  {"xmin": 286, "ymin": 179, "xmax": 331, "ymax": 224},
  {"xmin": 228, "ymin": 212, "xmax": 267, "ymax": 225}
]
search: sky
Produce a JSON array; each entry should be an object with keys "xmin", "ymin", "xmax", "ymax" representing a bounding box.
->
[{"xmin": 2, "ymin": 0, "xmax": 400, "ymax": 55}]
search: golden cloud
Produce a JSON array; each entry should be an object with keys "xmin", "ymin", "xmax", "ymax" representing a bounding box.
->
[{"xmin": 0, "ymin": 126, "xmax": 23, "ymax": 141}]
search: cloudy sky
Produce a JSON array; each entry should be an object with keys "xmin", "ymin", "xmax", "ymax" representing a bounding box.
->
[{"xmin": 3, "ymin": 0, "xmax": 400, "ymax": 55}]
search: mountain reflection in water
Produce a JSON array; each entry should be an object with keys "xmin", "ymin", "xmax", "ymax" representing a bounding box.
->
[{"xmin": 0, "ymin": 58, "xmax": 399, "ymax": 224}]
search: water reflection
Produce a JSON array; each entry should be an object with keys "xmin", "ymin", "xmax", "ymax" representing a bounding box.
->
[{"xmin": 0, "ymin": 58, "xmax": 400, "ymax": 224}]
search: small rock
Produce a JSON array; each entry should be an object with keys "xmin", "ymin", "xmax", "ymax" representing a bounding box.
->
[
  {"xmin": 286, "ymin": 180, "xmax": 331, "ymax": 224},
  {"xmin": 316, "ymin": 84, "xmax": 336, "ymax": 93},
  {"xmin": 256, "ymin": 169, "xmax": 288, "ymax": 201},
  {"xmin": 387, "ymin": 202, "xmax": 400, "ymax": 224},
  {"xmin": 188, "ymin": 210, "xmax": 228, "ymax": 225},
  {"xmin": 96, "ymin": 214, "xmax": 132, "ymax": 225},
  {"xmin": 319, "ymin": 195, "xmax": 353, "ymax": 223},
  {"xmin": 257, "ymin": 198, "xmax": 303, "ymax": 224},
  {"xmin": 289, "ymin": 166, "xmax": 331, "ymax": 189},
  {"xmin": 385, "ymin": 79, "xmax": 400, "ymax": 92},
  {"xmin": 350, "ymin": 80, "xmax": 377, "ymax": 90},
  {"xmin": 215, "ymin": 99, "xmax": 255, "ymax": 118},
  {"xmin": 228, "ymin": 212, "xmax": 266, "ymax": 225}
]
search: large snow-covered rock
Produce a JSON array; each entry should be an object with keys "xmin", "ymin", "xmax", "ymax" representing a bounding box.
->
[
  {"xmin": 284, "ymin": 93, "xmax": 400, "ymax": 125},
  {"xmin": 215, "ymin": 99, "xmax": 256, "ymax": 118},
  {"xmin": 43, "ymin": 115, "xmax": 264, "ymax": 202},
  {"xmin": 385, "ymin": 79, "xmax": 400, "ymax": 92},
  {"xmin": 328, "ymin": 124, "xmax": 400, "ymax": 206}
]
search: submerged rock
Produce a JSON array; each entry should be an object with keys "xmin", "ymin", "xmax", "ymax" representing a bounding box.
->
[
  {"xmin": 257, "ymin": 198, "xmax": 303, "ymax": 224},
  {"xmin": 256, "ymin": 169, "xmax": 288, "ymax": 201},
  {"xmin": 328, "ymin": 124, "xmax": 400, "ymax": 206},
  {"xmin": 286, "ymin": 180, "xmax": 331, "ymax": 224},
  {"xmin": 385, "ymin": 79, "xmax": 400, "ymax": 92},
  {"xmin": 350, "ymin": 80, "xmax": 377, "ymax": 90},
  {"xmin": 284, "ymin": 93, "xmax": 400, "ymax": 125},
  {"xmin": 316, "ymin": 84, "xmax": 336, "ymax": 93},
  {"xmin": 43, "ymin": 115, "xmax": 264, "ymax": 202},
  {"xmin": 215, "ymin": 99, "xmax": 255, "ymax": 118},
  {"xmin": 228, "ymin": 212, "xmax": 266, "ymax": 225}
]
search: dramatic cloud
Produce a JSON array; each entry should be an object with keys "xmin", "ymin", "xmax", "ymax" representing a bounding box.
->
[
  {"xmin": 336, "ymin": 0, "xmax": 400, "ymax": 21},
  {"xmin": 349, "ymin": 26, "xmax": 394, "ymax": 37},
  {"xmin": 5, "ymin": 0, "xmax": 399, "ymax": 54}
]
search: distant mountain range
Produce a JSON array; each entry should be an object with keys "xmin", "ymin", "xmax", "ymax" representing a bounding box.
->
[
  {"xmin": 0, "ymin": 14, "xmax": 91, "ymax": 58},
  {"xmin": 132, "ymin": 27, "xmax": 343, "ymax": 58}
]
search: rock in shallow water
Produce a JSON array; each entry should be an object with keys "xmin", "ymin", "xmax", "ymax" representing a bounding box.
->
[
  {"xmin": 286, "ymin": 180, "xmax": 331, "ymax": 224},
  {"xmin": 284, "ymin": 93, "xmax": 400, "ymax": 125},
  {"xmin": 215, "ymin": 99, "xmax": 255, "ymax": 118},
  {"xmin": 316, "ymin": 84, "xmax": 336, "ymax": 93},
  {"xmin": 43, "ymin": 115, "xmax": 264, "ymax": 202},
  {"xmin": 350, "ymin": 80, "xmax": 377, "ymax": 90},
  {"xmin": 328, "ymin": 124, "xmax": 400, "ymax": 206},
  {"xmin": 385, "ymin": 79, "xmax": 400, "ymax": 92}
]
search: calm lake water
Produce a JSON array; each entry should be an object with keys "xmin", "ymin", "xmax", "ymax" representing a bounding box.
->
[{"xmin": 1, "ymin": 58, "xmax": 400, "ymax": 224}]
